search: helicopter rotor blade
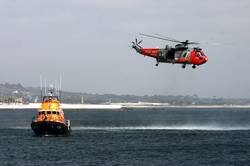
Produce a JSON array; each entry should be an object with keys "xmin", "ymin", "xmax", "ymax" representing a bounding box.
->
[
  {"xmin": 186, "ymin": 42, "xmax": 199, "ymax": 45},
  {"xmin": 154, "ymin": 33, "xmax": 182, "ymax": 43},
  {"xmin": 140, "ymin": 33, "xmax": 183, "ymax": 44},
  {"xmin": 141, "ymin": 33, "xmax": 200, "ymax": 46},
  {"xmin": 137, "ymin": 40, "xmax": 143, "ymax": 45}
]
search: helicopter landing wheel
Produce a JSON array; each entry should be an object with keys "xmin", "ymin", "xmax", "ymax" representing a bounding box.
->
[
  {"xmin": 155, "ymin": 59, "xmax": 159, "ymax": 67},
  {"xmin": 192, "ymin": 65, "xmax": 196, "ymax": 69},
  {"xmin": 182, "ymin": 64, "xmax": 186, "ymax": 68}
]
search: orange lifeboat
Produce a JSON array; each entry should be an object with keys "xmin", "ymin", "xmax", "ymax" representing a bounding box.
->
[{"xmin": 31, "ymin": 88, "xmax": 71, "ymax": 136}]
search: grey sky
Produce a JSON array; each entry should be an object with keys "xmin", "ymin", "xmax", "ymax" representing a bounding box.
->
[{"xmin": 0, "ymin": 0, "xmax": 249, "ymax": 98}]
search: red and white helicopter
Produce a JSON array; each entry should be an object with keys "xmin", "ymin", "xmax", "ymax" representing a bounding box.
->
[{"xmin": 132, "ymin": 33, "xmax": 208, "ymax": 68}]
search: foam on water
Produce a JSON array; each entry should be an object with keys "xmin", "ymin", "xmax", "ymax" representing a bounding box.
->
[
  {"xmin": 10, "ymin": 126, "xmax": 30, "ymax": 129},
  {"xmin": 72, "ymin": 125, "xmax": 250, "ymax": 131},
  {"xmin": 9, "ymin": 123, "xmax": 250, "ymax": 131},
  {"xmin": 7, "ymin": 125, "xmax": 250, "ymax": 131}
]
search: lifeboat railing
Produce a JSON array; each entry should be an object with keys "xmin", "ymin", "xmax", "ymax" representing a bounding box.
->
[
  {"xmin": 32, "ymin": 116, "xmax": 37, "ymax": 122},
  {"xmin": 66, "ymin": 120, "xmax": 71, "ymax": 130}
]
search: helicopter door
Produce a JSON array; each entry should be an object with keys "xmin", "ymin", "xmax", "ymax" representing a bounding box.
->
[
  {"xmin": 158, "ymin": 50, "xmax": 167, "ymax": 61},
  {"xmin": 167, "ymin": 48, "xmax": 175, "ymax": 60}
]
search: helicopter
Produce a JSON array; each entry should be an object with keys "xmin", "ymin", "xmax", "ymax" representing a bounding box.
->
[{"xmin": 132, "ymin": 33, "xmax": 208, "ymax": 68}]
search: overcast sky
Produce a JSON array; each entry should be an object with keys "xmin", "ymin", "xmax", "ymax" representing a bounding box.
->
[{"xmin": 0, "ymin": 0, "xmax": 249, "ymax": 98}]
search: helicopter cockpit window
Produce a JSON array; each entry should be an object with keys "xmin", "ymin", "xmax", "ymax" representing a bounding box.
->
[{"xmin": 196, "ymin": 52, "xmax": 202, "ymax": 57}]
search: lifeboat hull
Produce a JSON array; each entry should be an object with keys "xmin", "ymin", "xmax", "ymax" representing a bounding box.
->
[{"xmin": 31, "ymin": 121, "xmax": 71, "ymax": 136}]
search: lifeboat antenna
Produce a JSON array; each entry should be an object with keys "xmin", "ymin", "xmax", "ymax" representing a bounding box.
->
[
  {"xmin": 40, "ymin": 75, "xmax": 43, "ymax": 101},
  {"xmin": 44, "ymin": 77, "xmax": 47, "ymax": 95},
  {"xmin": 55, "ymin": 80, "xmax": 58, "ymax": 95},
  {"xmin": 59, "ymin": 74, "xmax": 62, "ymax": 101}
]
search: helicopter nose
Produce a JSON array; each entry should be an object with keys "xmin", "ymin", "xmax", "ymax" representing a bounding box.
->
[
  {"xmin": 204, "ymin": 57, "xmax": 208, "ymax": 62},
  {"xmin": 200, "ymin": 56, "xmax": 208, "ymax": 64}
]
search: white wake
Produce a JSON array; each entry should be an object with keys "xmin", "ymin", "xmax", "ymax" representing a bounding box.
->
[
  {"xmin": 72, "ymin": 125, "xmax": 250, "ymax": 131},
  {"xmin": 8, "ymin": 124, "xmax": 250, "ymax": 131}
]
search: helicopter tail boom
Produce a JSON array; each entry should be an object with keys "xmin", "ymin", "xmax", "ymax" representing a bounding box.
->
[
  {"xmin": 140, "ymin": 48, "xmax": 159, "ymax": 58},
  {"xmin": 132, "ymin": 38, "xmax": 159, "ymax": 59}
]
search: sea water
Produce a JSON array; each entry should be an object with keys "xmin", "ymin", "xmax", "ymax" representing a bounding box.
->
[{"xmin": 0, "ymin": 108, "xmax": 250, "ymax": 165}]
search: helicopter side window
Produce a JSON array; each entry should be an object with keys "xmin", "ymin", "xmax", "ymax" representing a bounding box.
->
[{"xmin": 182, "ymin": 52, "xmax": 187, "ymax": 58}]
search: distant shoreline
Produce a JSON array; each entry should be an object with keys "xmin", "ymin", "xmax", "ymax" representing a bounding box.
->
[{"xmin": 0, "ymin": 103, "xmax": 250, "ymax": 110}]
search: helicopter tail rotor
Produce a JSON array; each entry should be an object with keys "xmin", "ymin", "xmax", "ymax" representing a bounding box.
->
[
  {"xmin": 132, "ymin": 38, "xmax": 142, "ymax": 48},
  {"xmin": 131, "ymin": 38, "xmax": 143, "ymax": 53}
]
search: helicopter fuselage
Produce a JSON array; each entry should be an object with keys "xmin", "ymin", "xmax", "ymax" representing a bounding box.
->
[
  {"xmin": 133, "ymin": 45, "xmax": 208, "ymax": 68},
  {"xmin": 132, "ymin": 33, "xmax": 208, "ymax": 68}
]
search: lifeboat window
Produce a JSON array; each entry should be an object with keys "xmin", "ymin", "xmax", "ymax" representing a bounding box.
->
[
  {"xmin": 47, "ymin": 111, "xmax": 51, "ymax": 114},
  {"xmin": 53, "ymin": 111, "xmax": 57, "ymax": 114},
  {"xmin": 42, "ymin": 111, "xmax": 45, "ymax": 115},
  {"xmin": 43, "ymin": 96, "xmax": 59, "ymax": 101}
]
